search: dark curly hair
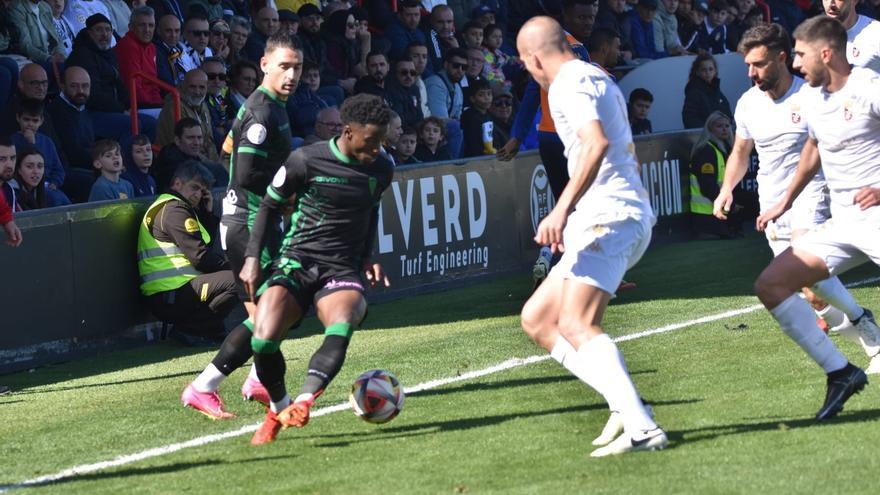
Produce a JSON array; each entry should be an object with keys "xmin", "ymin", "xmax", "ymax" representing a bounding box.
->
[{"xmin": 340, "ymin": 94, "xmax": 393, "ymax": 127}]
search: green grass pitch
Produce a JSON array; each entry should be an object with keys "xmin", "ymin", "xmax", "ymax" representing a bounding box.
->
[{"xmin": 2, "ymin": 233, "xmax": 879, "ymax": 494}]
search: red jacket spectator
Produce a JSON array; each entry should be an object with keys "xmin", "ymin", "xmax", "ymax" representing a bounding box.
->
[
  {"xmin": 0, "ymin": 190, "xmax": 12, "ymax": 226},
  {"xmin": 115, "ymin": 31, "xmax": 163, "ymax": 108}
]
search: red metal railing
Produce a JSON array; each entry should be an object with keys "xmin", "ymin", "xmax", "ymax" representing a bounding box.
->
[{"xmin": 129, "ymin": 72, "xmax": 181, "ymax": 136}]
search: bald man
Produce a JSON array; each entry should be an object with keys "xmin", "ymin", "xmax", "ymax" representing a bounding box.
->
[
  {"xmin": 517, "ymin": 17, "xmax": 667, "ymax": 457},
  {"xmin": 156, "ymin": 68, "xmax": 219, "ymax": 161},
  {"xmin": 1, "ymin": 65, "xmax": 61, "ymax": 142}
]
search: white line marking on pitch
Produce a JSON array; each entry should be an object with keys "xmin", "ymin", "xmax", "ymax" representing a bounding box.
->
[{"xmin": 2, "ymin": 276, "xmax": 877, "ymax": 492}]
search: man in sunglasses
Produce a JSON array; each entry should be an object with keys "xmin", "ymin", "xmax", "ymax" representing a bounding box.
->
[
  {"xmin": 386, "ymin": 58, "xmax": 423, "ymax": 128},
  {"xmin": 203, "ymin": 57, "xmax": 230, "ymax": 149},
  {"xmin": 182, "ymin": 13, "xmax": 214, "ymax": 69},
  {"xmin": 425, "ymin": 47, "xmax": 468, "ymax": 156}
]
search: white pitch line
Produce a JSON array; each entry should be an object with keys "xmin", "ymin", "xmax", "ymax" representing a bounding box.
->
[{"xmin": 3, "ymin": 276, "xmax": 878, "ymax": 492}]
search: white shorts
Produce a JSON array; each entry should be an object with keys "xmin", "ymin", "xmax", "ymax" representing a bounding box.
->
[
  {"xmin": 549, "ymin": 214, "xmax": 652, "ymax": 294},
  {"xmin": 765, "ymin": 187, "xmax": 831, "ymax": 257},
  {"xmin": 792, "ymin": 214, "xmax": 880, "ymax": 276}
]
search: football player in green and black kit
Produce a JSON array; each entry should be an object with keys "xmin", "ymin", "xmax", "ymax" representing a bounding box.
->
[
  {"xmin": 180, "ymin": 32, "xmax": 303, "ymax": 420},
  {"xmin": 240, "ymin": 94, "xmax": 394, "ymax": 445}
]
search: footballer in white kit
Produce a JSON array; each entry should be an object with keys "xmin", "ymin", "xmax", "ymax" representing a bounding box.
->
[
  {"xmin": 754, "ymin": 17, "xmax": 880, "ymax": 421},
  {"xmin": 823, "ymin": 0, "xmax": 880, "ymax": 72},
  {"xmin": 516, "ymin": 16, "xmax": 666, "ymax": 457}
]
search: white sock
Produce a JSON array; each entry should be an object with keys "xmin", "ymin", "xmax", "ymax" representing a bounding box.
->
[
  {"xmin": 270, "ymin": 394, "xmax": 291, "ymax": 413},
  {"xmin": 578, "ymin": 334, "xmax": 656, "ymax": 435},
  {"xmin": 248, "ymin": 363, "xmax": 259, "ymax": 380},
  {"xmin": 770, "ymin": 294, "xmax": 848, "ymax": 373},
  {"xmin": 812, "ymin": 277, "xmax": 863, "ymax": 321},
  {"xmin": 816, "ymin": 304, "xmax": 847, "ymax": 330},
  {"xmin": 549, "ymin": 335, "xmax": 609, "ymax": 399},
  {"xmin": 192, "ymin": 363, "xmax": 226, "ymax": 393}
]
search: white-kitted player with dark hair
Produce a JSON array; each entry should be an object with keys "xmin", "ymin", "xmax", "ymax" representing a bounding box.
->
[
  {"xmin": 756, "ymin": 15, "xmax": 880, "ymax": 420},
  {"xmin": 516, "ymin": 16, "xmax": 666, "ymax": 457},
  {"xmin": 714, "ymin": 22, "xmax": 880, "ymax": 374},
  {"xmin": 823, "ymin": 0, "xmax": 880, "ymax": 72}
]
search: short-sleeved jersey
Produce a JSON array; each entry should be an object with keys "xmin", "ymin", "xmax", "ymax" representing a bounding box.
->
[
  {"xmin": 223, "ymin": 86, "xmax": 292, "ymax": 211},
  {"xmin": 847, "ymin": 15, "xmax": 880, "ymax": 73},
  {"xmin": 547, "ymin": 59, "xmax": 654, "ymax": 221},
  {"xmin": 734, "ymin": 76, "xmax": 826, "ymax": 212},
  {"xmin": 802, "ymin": 68, "xmax": 880, "ymax": 218},
  {"xmin": 267, "ymin": 139, "xmax": 394, "ymax": 269}
]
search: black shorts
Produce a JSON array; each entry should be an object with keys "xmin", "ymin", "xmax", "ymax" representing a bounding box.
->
[
  {"xmin": 258, "ymin": 256, "xmax": 365, "ymax": 316},
  {"xmin": 220, "ymin": 203, "xmax": 282, "ymax": 301}
]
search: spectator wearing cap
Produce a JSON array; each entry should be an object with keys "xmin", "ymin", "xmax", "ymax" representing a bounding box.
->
[
  {"xmin": 323, "ymin": 9, "xmax": 370, "ymax": 95},
  {"xmin": 155, "ymin": 14, "xmax": 188, "ymax": 87},
  {"xmin": 654, "ymin": 0, "xmax": 691, "ymax": 55},
  {"xmin": 287, "ymin": 60, "xmax": 329, "ymax": 138},
  {"xmin": 182, "ymin": 13, "xmax": 215, "ymax": 69},
  {"xmin": 689, "ymin": 0, "xmax": 730, "ymax": 54},
  {"xmin": 102, "ymin": 0, "xmax": 132, "ymax": 36},
  {"xmin": 47, "ymin": 0, "xmax": 76, "ymax": 58},
  {"xmin": 386, "ymin": 0, "xmax": 427, "ymax": 61},
  {"xmin": 629, "ymin": 0, "xmax": 668, "ymax": 59},
  {"xmin": 489, "ymin": 84, "xmax": 514, "ymax": 149},
  {"xmin": 597, "ymin": 0, "xmax": 635, "ymax": 62},
  {"xmin": 424, "ymin": 5, "xmax": 459, "ymax": 75},
  {"xmin": 115, "ymin": 6, "xmax": 164, "ymax": 110},
  {"xmin": 9, "ymin": 0, "xmax": 66, "ymax": 65},
  {"xmin": 244, "ymin": 6, "xmax": 279, "ymax": 61},
  {"xmin": 386, "ymin": 58, "xmax": 423, "ymax": 128},
  {"xmin": 208, "ymin": 18, "xmax": 231, "ymax": 59},
  {"xmin": 278, "ymin": 9, "xmax": 300, "ymax": 35},
  {"xmin": 469, "ymin": 4, "xmax": 497, "ymax": 29},
  {"xmin": 183, "ymin": 0, "xmax": 224, "ymax": 21},
  {"xmin": 297, "ymin": 3, "xmax": 326, "ymax": 67}
]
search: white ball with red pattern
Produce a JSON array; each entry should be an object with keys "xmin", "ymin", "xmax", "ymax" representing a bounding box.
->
[{"xmin": 349, "ymin": 369, "xmax": 405, "ymax": 424}]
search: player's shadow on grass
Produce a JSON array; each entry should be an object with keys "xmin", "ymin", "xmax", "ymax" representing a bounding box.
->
[
  {"xmin": 665, "ymin": 408, "xmax": 880, "ymax": 447},
  {"xmin": 412, "ymin": 370, "xmax": 656, "ymax": 399},
  {"xmin": 10, "ymin": 370, "xmax": 201, "ymax": 395},
  {"xmin": 307, "ymin": 398, "xmax": 699, "ymax": 448}
]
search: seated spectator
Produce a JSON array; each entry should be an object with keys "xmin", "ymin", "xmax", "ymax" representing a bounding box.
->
[
  {"xmin": 680, "ymin": 0, "xmax": 708, "ymax": 50},
  {"xmin": 324, "ymin": 9, "xmax": 370, "ymax": 95},
  {"xmin": 62, "ymin": 0, "xmax": 115, "ymax": 44},
  {"xmin": 589, "ymin": 26, "xmax": 622, "ymax": 73},
  {"xmin": 424, "ymin": 5, "xmax": 458, "ymax": 75},
  {"xmin": 0, "ymin": 136, "xmax": 17, "ymax": 210},
  {"xmin": 47, "ymin": 0, "xmax": 76, "ymax": 58},
  {"xmin": 10, "ymin": 0, "xmax": 66, "ymax": 66},
  {"xmin": 11, "ymin": 99, "xmax": 70, "ymax": 206},
  {"xmin": 1, "ymin": 64, "xmax": 62, "ymax": 150},
  {"xmin": 385, "ymin": 111, "xmax": 403, "ymax": 154},
  {"xmin": 202, "ymin": 57, "xmax": 229, "ymax": 149},
  {"xmin": 182, "ymin": 13, "xmax": 214, "ymax": 68},
  {"xmin": 386, "ymin": 0, "xmax": 427, "ymax": 60},
  {"xmin": 278, "ymin": 9, "xmax": 299, "ymax": 35},
  {"xmin": 147, "ymin": 0, "xmax": 185, "ymax": 23},
  {"xmin": 154, "ymin": 14, "xmax": 185, "ymax": 87},
  {"xmin": 460, "ymin": 21, "xmax": 484, "ymax": 50},
  {"xmin": 394, "ymin": 126, "xmax": 419, "ymax": 164},
  {"xmin": 425, "ymin": 48, "xmax": 467, "ymax": 120},
  {"xmin": 354, "ymin": 51, "xmax": 390, "ymax": 99},
  {"xmin": 461, "ymin": 79, "xmax": 496, "ymax": 157},
  {"xmin": 464, "ymin": 47, "xmax": 486, "ymax": 86},
  {"xmin": 655, "ymin": 0, "xmax": 691, "ymax": 55},
  {"xmin": 10, "ymin": 147, "xmax": 48, "ymax": 211},
  {"xmin": 0, "ymin": 175, "xmax": 23, "ymax": 247},
  {"xmin": 103, "ymin": 0, "xmax": 132, "ymax": 36},
  {"xmin": 481, "ymin": 24, "xmax": 517, "ymax": 89},
  {"xmin": 221, "ymin": 0, "xmax": 250, "ymax": 20},
  {"xmin": 682, "ymin": 52, "xmax": 732, "ymax": 128},
  {"xmin": 116, "ymin": 6, "xmax": 164, "ymax": 111},
  {"xmin": 407, "ymin": 41, "xmax": 432, "ymax": 118},
  {"xmin": 208, "ymin": 18, "xmax": 230, "ymax": 60},
  {"xmin": 763, "ymin": 0, "xmax": 804, "ymax": 35},
  {"xmin": 244, "ymin": 6, "xmax": 279, "ymax": 61},
  {"xmin": 297, "ymin": 4, "xmax": 326, "ymax": 68},
  {"xmin": 469, "ymin": 4, "xmax": 498, "ymax": 30},
  {"xmin": 225, "ymin": 15, "xmax": 250, "ymax": 66},
  {"xmin": 630, "ymin": 0, "xmax": 668, "ymax": 59},
  {"xmin": 157, "ymin": 68, "xmax": 219, "ymax": 161},
  {"xmin": 489, "ymin": 85, "xmax": 514, "ymax": 151},
  {"xmin": 629, "ymin": 87, "xmax": 654, "ymax": 135},
  {"xmin": 304, "ymin": 106, "xmax": 343, "ymax": 144},
  {"xmin": 137, "ymin": 160, "xmax": 237, "ymax": 344},
  {"xmin": 288, "ymin": 60, "xmax": 329, "ymax": 138},
  {"xmin": 226, "ymin": 59, "xmax": 259, "ymax": 117},
  {"xmin": 47, "ymin": 66, "xmax": 98, "ymax": 202},
  {"xmin": 597, "ymin": 0, "xmax": 634, "ymax": 63},
  {"xmin": 414, "ymin": 116, "xmax": 451, "ymax": 162},
  {"xmin": 184, "ymin": 0, "xmax": 224, "ymax": 21},
  {"xmin": 88, "ymin": 138, "xmax": 135, "ymax": 202},
  {"xmin": 562, "ymin": 0, "xmax": 600, "ymax": 46},
  {"xmin": 155, "ymin": 117, "xmax": 227, "ymax": 189},
  {"xmin": 725, "ymin": 0, "xmax": 752, "ymax": 51},
  {"xmin": 0, "ymin": 55, "xmax": 18, "ymax": 119},
  {"xmin": 386, "ymin": 58, "xmax": 423, "ymax": 129},
  {"xmin": 690, "ymin": 0, "xmax": 730, "ymax": 53},
  {"xmin": 122, "ymin": 134, "xmax": 157, "ymax": 197}
]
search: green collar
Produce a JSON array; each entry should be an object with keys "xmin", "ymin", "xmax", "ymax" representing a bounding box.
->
[
  {"xmin": 257, "ymin": 85, "xmax": 286, "ymax": 106},
  {"xmin": 329, "ymin": 137, "xmax": 359, "ymax": 165}
]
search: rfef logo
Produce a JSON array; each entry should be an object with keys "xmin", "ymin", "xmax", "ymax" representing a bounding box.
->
[{"xmin": 530, "ymin": 164, "xmax": 554, "ymax": 234}]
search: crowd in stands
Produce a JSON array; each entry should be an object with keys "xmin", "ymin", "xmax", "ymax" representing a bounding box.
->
[{"xmin": 0, "ymin": 0, "xmax": 878, "ymax": 216}]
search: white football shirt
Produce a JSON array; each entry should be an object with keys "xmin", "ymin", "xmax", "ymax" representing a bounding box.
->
[
  {"xmin": 548, "ymin": 59, "xmax": 654, "ymax": 221},
  {"xmin": 847, "ymin": 15, "xmax": 880, "ymax": 73},
  {"xmin": 734, "ymin": 76, "xmax": 825, "ymax": 212},
  {"xmin": 802, "ymin": 67, "xmax": 880, "ymax": 218}
]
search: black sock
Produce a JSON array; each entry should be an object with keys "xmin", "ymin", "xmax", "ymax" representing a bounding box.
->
[
  {"xmin": 301, "ymin": 335, "xmax": 349, "ymax": 396},
  {"xmin": 828, "ymin": 362, "xmax": 855, "ymax": 378},
  {"xmin": 210, "ymin": 323, "xmax": 253, "ymax": 375},
  {"xmin": 254, "ymin": 351, "xmax": 287, "ymax": 403}
]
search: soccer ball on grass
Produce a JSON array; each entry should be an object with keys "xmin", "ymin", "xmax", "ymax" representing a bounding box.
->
[{"xmin": 349, "ymin": 369, "xmax": 404, "ymax": 424}]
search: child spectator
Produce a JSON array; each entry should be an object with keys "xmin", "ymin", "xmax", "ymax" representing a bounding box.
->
[
  {"xmin": 460, "ymin": 21, "xmax": 484, "ymax": 50},
  {"xmin": 414, "ymin": 116, "xmax": 452, "ymax": 162},
  {"xmin": 12, "ymin": 98, "xmax": 71, "ymax": 206},
  {"xmin": 629, "ymin": 88, "xmax": 655, "ymax": 135},
  {"xmin": 395, "ymin": 126, "xmax": 419, "ymax": 164},
  {"xmin": 88, "ymin": 139, "xmax": 135, "ymax": 202},
  {"xmin": 121, "ymin": 134, "xmax": 157, "ymax": 198},
  {"xmin": 481, "ymin": 24, "xmax": 516, "ymax": 90},
  {"xmin": 461, "ymin": 79, "xmax": 496, "ymax": 157},
  {"xmin": 11, "ymin": 147, "xmax": 47, "ymax": 211},
  {"xmin": 682, "ymin": 52, "xmax": 732, "ymax": 128}
]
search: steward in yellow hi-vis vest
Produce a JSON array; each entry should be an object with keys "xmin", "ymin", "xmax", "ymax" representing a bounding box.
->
[{"xmin": 137, "ymin": 161, "xmax": 237, "ymax": 343}]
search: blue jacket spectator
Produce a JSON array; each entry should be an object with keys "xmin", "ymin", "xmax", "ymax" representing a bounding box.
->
[
  {"xmin": 287, "ymin": 83, "xmax": 328, "ymax": 138},
  {"xmin": 629, "ymin": 0, "xmax": 668, "ymax": 59},
  {"xmin": 386, "ymin": 0, "xmax": 427, "ymax": 61},
  {"xmin": 121, "ymin": 167, "xmax": 157, "ymax": 198},
  {"xmin": 425, "ymin": 49, "xmax": 468, "ymax": 120},
  {"xmin": 764, "ymin": 0, "xmax": 805, "ymax": 35}
]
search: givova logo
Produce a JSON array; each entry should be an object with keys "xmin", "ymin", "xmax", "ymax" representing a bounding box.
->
[{"xmin": 530, "ymin": 164, "xmax": 554, "ymax": 234}]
